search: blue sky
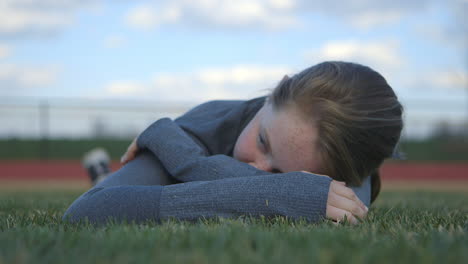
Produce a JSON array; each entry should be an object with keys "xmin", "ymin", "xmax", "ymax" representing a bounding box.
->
[{"xmin": 0, "ymin": 0, "xmax": 466, "ymax": 106}]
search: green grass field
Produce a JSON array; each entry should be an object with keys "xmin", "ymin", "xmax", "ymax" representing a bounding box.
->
[
  {"xmin": 0, "ymin": 190, "xmax": 467, "ymax": 264},
  {"xmin": 1, "ymin": 137, "xmax": 467, "ymax": 161}
]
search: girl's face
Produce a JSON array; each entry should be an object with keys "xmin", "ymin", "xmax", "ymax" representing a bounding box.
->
[{"xmin": 233, "ymin": 102, "xmax": 323, "ymax": 174}]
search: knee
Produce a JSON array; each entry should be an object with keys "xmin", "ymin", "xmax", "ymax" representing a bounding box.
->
[
  {"xmin": 62, "ymin": 187, "xmax": 105, "ymax": 224},
  {"xmin": 62, "ymin": 185, "xmax": 163, "ymax": 225}
]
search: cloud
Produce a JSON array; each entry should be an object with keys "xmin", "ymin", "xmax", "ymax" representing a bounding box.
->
[
  {"xmin": 125, "ymin": 4, "xmax": 182, "ymax": 30},
  {"xmin": 153, "ymin": 65, "xmax": 292, "ymax": 100},
  {"xmin": 0, "ymin": 44, "xmax": 12, "ymax": 59},
  {"xmin": 269, "ymin": 0, "xmax": 296, "ymax": 10},
  {"xmin": 304, "ymin": 40, "xmax": 405, "ymax": 72},
  {"xmin": 0, "ymin": 64, "xmax": 60, "ymax": 92},
  {"xmin": 196, "ymin": 66, "xmax": 290, "ymax": 85},
  {"xmin": 0, "ymin": 0, "xmax": 100, "ymax": 39},
  {"xmin": 303, "ymin": 39, "xmax": 413, "ymax": 95},
  {"xmin": 104, "ymin": 65, "xmax": 292, "ymax": 101},
  {"xmin": 304, "ymin": 39, "xmax": 467, "ymax": 93},
  {"xmin": 125, "ymin": 0, "xmax": 298, "ymax": 31},
  {"xmin": 349, "ymin": 10, "xmax": 405, "ymax": 30},
  {"xmin": 103, "ymin": 34, "xmax": 127, "ymax": 49},
  {"xmin": 418, "ymin": 0, "xmax": 468, "ymax": 51},
  {"xmin": 124, "ymin": 0, "xmax": 436, "ymax": 31},
  {"xmin": 105, "ymin": 80, "xmax": 146, "ymax": 95},
  {"xmin": 0, "ymin": 0, "xmax": 447, "ymax": 39},
  {"xmin": 426, "ymin": 70, "xmax": 468, "ymax": 90},
  {"xmin": 293, "ymin": 0, "xmax": 433, "ymax": 30},
  {"xmin": 445, "ymin": 0, "xmax": 468, "ymax": 48}
]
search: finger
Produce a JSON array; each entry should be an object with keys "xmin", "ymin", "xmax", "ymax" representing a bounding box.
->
[
  {"xmin": 120, "ymin": 153, "xmax": 127, "ymax": 164},
  {"xmin": 121, "ymin": 139, "xmax": 139, "ymax": 163},
  {"xmin": 127, "ymin": 151, "xmax": 136, "ymax": 162},
  {"xmin": 328, "ymin": 191, "xmax": 367, "ymax": 220},
  {"xmin": 331, "ymin": 181, "xmax": 367, "ymax": 212},
  {"xmin": 326, "ymin": 205, "xmax": 358, "ymax": 225},
  {"xmin": 121, "ymin": 149, "xmax": 136, "ymax": 165},
  {"xmin": 127, "ymin": 143, "xmax": 136, "ymax": 155},
  {"xmin": 331, "ymin": 181, "xmax": 356, "ymax": 200},
  {"xmin": 121, "ymin": 152, "xmax": 133, "ymax": 165},
  {"xmin": 126, "ymin": 140, "xmax": 136, "ymax": 153}
]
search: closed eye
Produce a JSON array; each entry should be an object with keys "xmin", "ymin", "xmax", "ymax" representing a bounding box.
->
[
  {"xmin": 258, "ymin": 132, "xmax": 281, "ymax": 173},
  {"xmin": 257, "ymin": 133, "xmax": 266, "ymax": 151}
]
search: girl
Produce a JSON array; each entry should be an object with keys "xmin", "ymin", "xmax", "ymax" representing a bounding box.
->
[{"xmin": 63, "ymin": 61, "xmax": 403, "ymax": 225}]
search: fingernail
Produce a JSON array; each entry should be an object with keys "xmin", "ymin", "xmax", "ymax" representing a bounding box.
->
[
  {"xmin": 120, "ymin": 155, "xmax": 126, "ymax": 163},
  {"xmin": 365, "ymin": 206, "xmax": 368, "ymax": 212}
]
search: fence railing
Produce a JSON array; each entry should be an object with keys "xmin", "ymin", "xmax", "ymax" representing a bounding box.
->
[{"xmin": 0, "ymin": 96, "xmax": 467, "ymax": 140}]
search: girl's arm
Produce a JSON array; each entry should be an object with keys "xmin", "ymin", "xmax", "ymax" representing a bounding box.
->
[
  {"xmin": 135, "ymin": 118, "xmax": 271, "ymax": 182},
  {"xmin": 63, "ymin": 159, "xmax": 365, "ymax": 225},
  {"xmin": 159, "ymin": 172, "xmax": 331, "ymax": 223},
  {"xmin": 63, "ymin": 172, "xmax": 331, "ymax": 225}
]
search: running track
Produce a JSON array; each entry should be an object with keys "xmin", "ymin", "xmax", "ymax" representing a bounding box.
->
[{"xmin": 0, "ymin": 161, "xmax": 467, "ymax": 182}]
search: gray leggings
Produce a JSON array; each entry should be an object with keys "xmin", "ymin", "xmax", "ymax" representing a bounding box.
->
[
  {"xmin": 63, "ymin": 151, "xmax": 175, "ymax": 224},
  {"xmin": 95, "ymin": 150, "xmax": 177, "ymax": 188}
]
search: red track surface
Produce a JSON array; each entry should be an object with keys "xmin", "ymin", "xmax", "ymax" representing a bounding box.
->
[
  {"xmin": 0, "ymin": 160, "xmax": 467, "ymax": 182},
  {"xmin": 0, "ymin": 161, "xmax": 121, "ymax": 181}
]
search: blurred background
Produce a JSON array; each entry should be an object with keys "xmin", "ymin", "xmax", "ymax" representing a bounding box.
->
[{"xmin": 0, "ymin": 0, "xmax": 466, "ymax": 189}]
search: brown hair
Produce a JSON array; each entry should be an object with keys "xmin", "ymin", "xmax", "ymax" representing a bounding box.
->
[{"xmin": 269, "ymin": 61, "xmax": 403, "ymax": 203}]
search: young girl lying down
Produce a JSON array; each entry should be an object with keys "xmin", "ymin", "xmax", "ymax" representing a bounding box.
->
[{"xmin": 63, "ymin": 61, "xmax": 403, "ymax": 225}]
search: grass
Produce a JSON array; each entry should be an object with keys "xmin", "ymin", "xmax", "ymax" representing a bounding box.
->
[
  {"xmin": 0, "ymin": 139, "xmax": 131, "ymax": 160},
  {"xmin": 0, "ymin": 190, "xmax": 467, "ymax": 264},
  {"xmin": 1, "ymin": 137, "xmax": 468, "ymax": 161}
]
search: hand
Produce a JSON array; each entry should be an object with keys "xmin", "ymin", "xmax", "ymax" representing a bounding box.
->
[
  {"xmin": 120, "ymin": 137, "xmax": 139, "ymax": 165},
  {"xmin": 326, "ymin": 180, "xmax": 368, "ymax": 224}
]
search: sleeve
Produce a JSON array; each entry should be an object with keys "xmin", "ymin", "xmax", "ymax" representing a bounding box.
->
[
  {"xmin": 351, "ymin": 176, "xmax": 371, "ymax": 207},
  {"xmin": 62, "ymin": 172, "xmax": 331, "ymax": 225},
  {"xmin": 158, "ymin": 172, "xmax": 331, "ymax": 223},
  {"xmin": 136, "ymin": 117, "xmax": 273, "ymax": 182},
  {"xmin": 174, "ymin": 98, "xmax": 263, "ymax": 156}
]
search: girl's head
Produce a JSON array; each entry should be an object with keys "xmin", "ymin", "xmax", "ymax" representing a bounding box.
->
[{"xmin": 233, "ymin": 61, "xmax": 403, "ymax": 203}]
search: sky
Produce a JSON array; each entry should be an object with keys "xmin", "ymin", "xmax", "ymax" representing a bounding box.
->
[{"xmin": 0, "ymin": 0, "xmax": 467, "ymax": 138}]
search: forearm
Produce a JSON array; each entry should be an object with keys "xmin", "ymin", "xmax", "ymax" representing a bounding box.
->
[
  {"xmin": 137, "ymin": 118, "xmax": 270, "ymax": 182},
  {"xmin": 160, "ymin": 172, "xmax": 331, "ymax": 222},
  {"xmin": 62, "ymin": 185, "xmax": 163, "ymax": 225},
  {"xmin": 95, "ymin": 150, "xmax": 177, "ymax": 188},
  {"xmin": 63, "ymin": 172, "xmax": 332, "ymax": 225}
]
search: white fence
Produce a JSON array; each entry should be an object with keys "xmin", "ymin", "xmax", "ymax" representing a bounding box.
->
[{"xmin": 0, "ymin": 96, "xmax": 467, "ymax": 140}]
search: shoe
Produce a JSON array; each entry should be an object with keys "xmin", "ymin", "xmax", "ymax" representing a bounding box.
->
[{"xmin": 82, "ymin": 148, "xmax": 111, "ymax": 186}]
